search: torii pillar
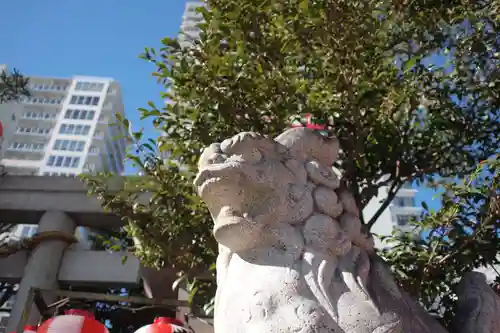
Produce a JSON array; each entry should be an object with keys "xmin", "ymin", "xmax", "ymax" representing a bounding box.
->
[{"xmin": 7, "ymin": 211, "xmax": 76, "ymax": 332}]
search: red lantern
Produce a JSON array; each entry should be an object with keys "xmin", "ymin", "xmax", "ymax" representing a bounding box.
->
[
  {"xmin": 7, "ymin": 326, "xmax": 38, "ymax": 333},
  {"xmin": 36, "ymin": 309, "xmax": 108, "ymax": 333},
  {"xmin": 24, "ymin": 326, "xmax": 38, "ymax": 333},
  {"xmin": 134, "ymin": 317, "xmax": 192, "ymax": 333}
]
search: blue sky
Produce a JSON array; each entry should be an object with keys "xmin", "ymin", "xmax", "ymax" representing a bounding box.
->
[
  {"xmin": 0, "ymin": 0, "xmax": 188, "ymax": 171},
  {"xmin": 0, "ymin": 0, "xmax": 441, "ymax": 210}
]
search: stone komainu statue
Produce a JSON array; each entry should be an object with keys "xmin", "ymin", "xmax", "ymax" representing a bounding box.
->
[{"xmin": 193, "ymin": 127, "xmax": 499, "ymax": 333}]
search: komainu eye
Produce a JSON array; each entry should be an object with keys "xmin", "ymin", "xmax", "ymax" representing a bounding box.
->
[{"xmin": 208, "ymin": 153, "xmax": 226, "ymax": 164}]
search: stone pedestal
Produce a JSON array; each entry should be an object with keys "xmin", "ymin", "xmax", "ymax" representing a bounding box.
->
[{"xmin": 7, "ymin": 211, "xmax": 76, "ymax": 332}]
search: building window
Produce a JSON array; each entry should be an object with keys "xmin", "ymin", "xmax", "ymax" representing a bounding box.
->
[
  {"xmin": 82, "ymin": 125, "xmax": 91, "ymax": 135},
  {"xmin": 20, "ymin": 225, "xmax": 38, "ymax": 239},
  {"xmin": 76, "ymin": 125, "xmax": 84, "ymax": 135},
  {"xmin": 75, "ymin": 81, "xmax": 104, "ymax": 92},
  {"xmin": 60, "ymin": 140, "xmax": 69, "ymax": 151},
  {"xmin": 53, "ymin": 139, "xmax": 86, "ymax": 152},
  {"xmin": 47, "ymin": 156, "xmax": 56, "ymax": 166},
  {"xmin": 53, "ymin": 140, "xmax": 85, "ymax": 152},
  {"xmin": 63, "ymin": 157, "xmax": 72, "ymax": 167},
  {"xmin": 22, "ymin": 111, "xmax": 56, "ymax": 120},
  {"xmin": 394, "ymin": 197, "xmax": 416, "ymax": 207},
  {"xmin": 23, "ymin": 96, "xmax": 62, "ymax": 104},
  {"xmin": 76, "ymin": 141, "xmax": 85, "ymax": 152},
  {"xmin": 59, "ymin": 123, "xmax": 91, "ymax": 135},
  {"xmin": 69, "ymin": 95, "xmax": 101, "ymax": 106},
  {"xmin": 45, "ymin": 155, "xmax": 82, "ymax": 169},
  {"xmin": 33, "ymin": 143, "xmax": 44, "ymax": 150},
  {"xmin": 59, "ymin": 124, "xmax": 67, "ymax": 134},
  {"xmin": 63, "ymin": 109, "xmax": 96, "ymax": 120},
  {"xmin": 395, "ymin": 215, "xmax": 415, "ymax": 226},
  {"xmin": 16, "ymin": 127, "xmax": 50, "ymax": 135},
  {"xmin": 84, "ymin": 163, "xmax": 96, "ymax": 172},
  {"xmin": 55, "ymin": 156, "xmax": 64, "ymax": 167},
  {"xmin": 71, "ymin": 157, "xmax": 81, "ymax": 168},
  {"xmin": 8, "ymin": 142, "xmax": 44, "ymax": 152}
]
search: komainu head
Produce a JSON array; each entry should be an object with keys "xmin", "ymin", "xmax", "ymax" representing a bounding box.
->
[{"xmin": 193, "ymin": 128, "xmax": 346, "ymax": 251}]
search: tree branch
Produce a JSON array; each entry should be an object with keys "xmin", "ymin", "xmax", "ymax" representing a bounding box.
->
[
  {"xmin": 366, "ymin": 179, "xmax": 403, "ymax": 229},
  {"xmin": 360, "ymin": 177, "xmax": 395, "ymax": 209}
]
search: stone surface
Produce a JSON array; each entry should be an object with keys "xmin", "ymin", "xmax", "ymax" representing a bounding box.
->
[
  {"xmin": 194, "ymin": 127, "xmax": 500, "ymax": 333},
  {"xmin": 454, "ymin": 272, "xmax": 500, "ymax": 333},
  {"xmin": 7, "ymin": 211, "xmax": 76, "ymax": 332}
]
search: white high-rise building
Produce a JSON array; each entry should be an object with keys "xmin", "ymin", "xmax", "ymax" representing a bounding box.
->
[
  {"xmin": 0, "ymin": 65, "xmax": 127, "ymax": 176},
  {"xmin": 178, "ymin": 1, "xmax": 205, "ymax": 48},
  {"xmin": 0, "ymin": 64, "xmax": 128, "ymax": 247}
]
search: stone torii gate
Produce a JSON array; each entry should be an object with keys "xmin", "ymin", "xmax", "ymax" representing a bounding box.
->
[{"xmin": 0, "ymin": 175, "xmax": 213, "ymax": 333}]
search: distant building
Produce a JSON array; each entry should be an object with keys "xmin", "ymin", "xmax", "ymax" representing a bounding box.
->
[
  {"xmin": 0, "ymin": 65, "xmax": 129, "ymax": 312},
  {"xmin": 158, "ymin": 2, "xmax": 203, "ymax": 153},
  {"xmin": 0, "ymin": 66, "xmax": 127, "ymax": 176},
  {"xmin": 178, "ymin": 2, "xmax": 205, "ymax": 48},
  {"xmin": 363, "ymin": 182, "xmax": 423, "ymax": 249}
]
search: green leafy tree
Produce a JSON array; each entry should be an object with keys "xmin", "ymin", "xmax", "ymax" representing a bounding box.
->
[
  {"xmin": 86, "ymin": 0, "xmax": 500, "ymax": 321},
  {"xmin": 382, "ymin": 154, "xmax": 500, "ymax": 327},
  {"xmin": 0, "ymin": 67, "xmax": 29, "ymax": 104}
]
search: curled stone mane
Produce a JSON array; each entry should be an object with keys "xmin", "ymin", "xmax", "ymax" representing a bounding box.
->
[{"xmin": 194, "ymin": 127, "xmax": 500, "ymax": 333}]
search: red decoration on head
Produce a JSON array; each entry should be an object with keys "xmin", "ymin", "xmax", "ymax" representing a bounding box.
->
[{"xmin": 290, "ymin": 113, "xmax": 328, "ymax": 131}]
